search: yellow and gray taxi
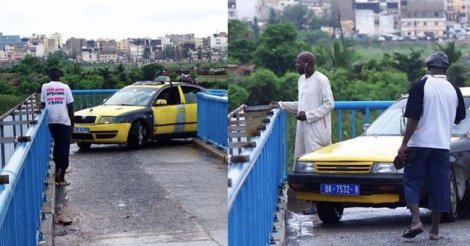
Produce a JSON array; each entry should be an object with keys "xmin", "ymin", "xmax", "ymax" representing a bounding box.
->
[
  {"xmin": 73, "ymin": 81, "xmax": 204, "ymax": 150},
  {"xmin": 288, "ymin": 87, "xmax": 470, "ymax": 223}
]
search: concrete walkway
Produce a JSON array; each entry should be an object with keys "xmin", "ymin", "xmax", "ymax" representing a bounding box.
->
[{"xmin": 54, "ymin": 140, "xmax": 227, "ymax": 245}]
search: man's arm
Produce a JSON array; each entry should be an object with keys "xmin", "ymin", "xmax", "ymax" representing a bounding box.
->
[
  {"xmin": 398, "ymin": 118, "xmax": 419, "ymax": 159},
  {"xmin": 67, "ymin": 102, "xmax": 74, "ymax": 128}
]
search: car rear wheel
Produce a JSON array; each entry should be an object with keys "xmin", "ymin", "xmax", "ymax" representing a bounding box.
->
[
  {"xmin": 77, "ymin": 142, "xmax": 91, "ymax": 151},
  {"xmin": 316, "ymin": 202, "xmax": 344, "ymax": 223},
  {"xmin": 128, "ymin": 121, "xmax": 146, "ymax": 149},
  {"xmin": 443, "ymin": 170, "xmax": 458, "ymax": 222}
]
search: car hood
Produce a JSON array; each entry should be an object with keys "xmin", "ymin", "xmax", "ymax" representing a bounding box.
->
[
  {"xmin": 298, "ymin": 136, "xmax": 461, "ymax": 163},
  {"xmin": 75, "ymin": 105, "xmax": 146, "ymax": 117}
]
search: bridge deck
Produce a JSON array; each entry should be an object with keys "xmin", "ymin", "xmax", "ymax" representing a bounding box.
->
[{"xmin": 54, "ymin": 140, "xmax": 227, "ymax": 245}]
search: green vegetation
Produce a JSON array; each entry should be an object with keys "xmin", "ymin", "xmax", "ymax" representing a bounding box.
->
[
  {"xmin": 0, "ymin": 94, "xmax": 23, "ymax": 115},
  {"xmin": 229, "ymin": 7, "xmax": 470, "ymax": 164},
  {"xmin": 0, "ymin": 51, "xmax": 227, "ymax": 114}
]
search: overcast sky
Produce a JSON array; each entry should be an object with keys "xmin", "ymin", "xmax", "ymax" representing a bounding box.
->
[{"xmin": 0, "ymin": 0, "xmax": 227, "ymax": 40}]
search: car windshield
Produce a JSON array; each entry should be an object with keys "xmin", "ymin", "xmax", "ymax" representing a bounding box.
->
[
  {"xmin": 104, "ymin": 87, "xmax": 158, "ymax": 106},
  {"xmin": 365, "ymin": 97, "xmax": 470, "ymax": 137}
]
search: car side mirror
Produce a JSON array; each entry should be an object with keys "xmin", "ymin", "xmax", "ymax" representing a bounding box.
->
[
  {"xmin": 362, "ymin": 123, "xmax": 370, "ymax": 132},
  {"xmin": 155, "ymin": 99, "xmax": 168, "ymax": 106},
  {"xmin": 102, "ymin": 98, "xmax": 108, "ymax": 104}
]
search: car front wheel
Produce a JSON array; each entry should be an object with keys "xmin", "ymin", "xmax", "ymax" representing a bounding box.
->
[
  {"xmin": 443, "ymin": 170, "xmax": 458, "ymax": 222},
  {"xmin": 316, "ymin": 202, "xmax": 344, "ymax": 223},
  {"xmin": 128, "ymin": 121, "xmax": 146, "ymax": 149}
]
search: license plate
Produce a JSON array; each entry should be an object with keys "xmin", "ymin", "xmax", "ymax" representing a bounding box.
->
[
  {"xmin": 74, "ymin": 127, "xmax": 89, "ymax": 133},
  {"xmin": 320, "ymin": 183, "xmax": 360, "ymax": 195}
]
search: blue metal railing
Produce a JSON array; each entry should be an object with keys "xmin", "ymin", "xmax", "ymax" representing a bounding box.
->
[
  {"xmin": 0, "ymin": 110, "xmax": 51, "ymax": 245},
  {"xmin": 335, "ymin": 101, "xmax": 394, "ymax": 141},
  {"xmin": 72, "ymin": 89, "xmax": 118, "ymax": 110},
  {"xmin": 228, "ymin": 109, "xmax": 288, "ymax": 246},
  {"xmin": 197, "ymin": 91, "xmax": 228, "ymax": 149}
]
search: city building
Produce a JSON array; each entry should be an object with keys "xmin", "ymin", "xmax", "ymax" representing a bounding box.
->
[
  {"xmin": 210, "ymin": 33, "xmax": 228, "ymax": 51},
  {"xmin": 0, "ymin": 33, "xmax": 22, "ymax": 47},
  {"xmin": 49, "ymin": 32, "xmax": 63, "ymax": 50},
  {"xmin": 81, "ymin": 48, "xmax": 99, "ymax": 63},
  {"xmin": 400, "ymin": 0, "xmax": 446, "ymax": 38}
]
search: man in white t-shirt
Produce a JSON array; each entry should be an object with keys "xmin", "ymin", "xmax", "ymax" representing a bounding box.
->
[
  {"xmin": 397, "ymin": 52, "xmax": 465, "ymax": 240},
  {"xmin": 41, "ymin": 68, "xmax": 75, "ymax": 186}
]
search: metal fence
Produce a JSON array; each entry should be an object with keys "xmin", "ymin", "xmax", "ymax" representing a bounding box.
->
[
  {"xmin": 228, "ymin": 107, "xmax": 288, "ymax": 246},
  {"xmin": 72, "ymin": 89, "xmax": 118, "ymax": 110},
  {"xmin": 334, "ymin": 101, "xmax": 394, "ymax": 141},
  {"xmin": 0, "ymin": 103, "xmax": 51, "ymax": 245},
  {"xmin": 227, "ymin": 101, "xmax": 395, "ymax": 245},
  {"xmin": 0, "ymin": 94, "xmax": 41, "ymax": 167},
  {"xmin": 197, "ymin": 91, "xmax": 228, "ymax": 149}
]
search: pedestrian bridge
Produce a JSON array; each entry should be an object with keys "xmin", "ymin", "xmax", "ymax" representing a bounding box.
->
[
  {"xmin": 228, "ymin": 101, "xmax": 394, "ymax": 246},
  {"xmin": 0, "ymin": 89, "xmax": 227, "ymax": 245}
]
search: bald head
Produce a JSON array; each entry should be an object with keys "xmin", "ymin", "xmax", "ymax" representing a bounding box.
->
[{"xmin": 296, "ymin": 51, "xmax": 315, "ymax": 77}]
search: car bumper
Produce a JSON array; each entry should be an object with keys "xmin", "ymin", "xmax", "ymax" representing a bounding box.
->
[
  {"xmin": 288, "ymin": 173, "xmax": 404, "ymax": 204},
  {"xmin": 72, "ymin": 123, "xmax": 132, "ymax": 144}
]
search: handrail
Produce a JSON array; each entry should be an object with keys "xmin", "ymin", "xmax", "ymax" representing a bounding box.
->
[
  {"xmin": 228, "ymin": 107, "xmax": 287, "ymax": 245},
  {"xmin": 0, "ymin": 109, "xmax": 51, "ymax": 244},
  {"xmin": 197, "ymin": 90, "xmax": 228, "ymax": 149},
  {"xmin": 334, "ymin": 101, "xmax": 394, "ymax": 141}
]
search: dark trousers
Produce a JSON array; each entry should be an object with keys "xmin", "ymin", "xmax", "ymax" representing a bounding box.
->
[{"xmin": 48, "ymin": 124, "xmax": 72, "ymax": 177}]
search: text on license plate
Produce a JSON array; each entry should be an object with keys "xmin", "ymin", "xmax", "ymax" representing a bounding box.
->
[
  {"xmin": 74, "ymin": 127, "xmax": 89, "ymax": 133},
  {"xmin": 320, "ymin": 183, "xmax": 360, "ymax": 195}
]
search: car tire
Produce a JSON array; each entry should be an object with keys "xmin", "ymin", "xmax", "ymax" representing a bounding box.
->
[
  {"xmin": 443, "ymin": 170, "xmax": 459, "ymax": 222},
  {"xmin": 128, "ymin": 121, "xmax": 146, "ymax": 149},
  {"xmin": 77, "ymin": 142, "xmax": 91, "ymax": 151},
  {"xmin": 316, "ymin": 202, "xmax": 344, "ymax": 223}
]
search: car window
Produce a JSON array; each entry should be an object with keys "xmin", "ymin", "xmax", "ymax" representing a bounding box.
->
[
  {"xmin": 156, "ymin": 86, "xmax": 181, "ymax": 105},
  {"xmin": 104, "ymin": 87, "xmax": 157, "ymax": 106},
  {"xmin": 182, "ymin": 86, "xmax": 201, "ymax": 103},
  {"xmin": 365, "ymin": 97, "xmax": 470, "ymax": 136}
]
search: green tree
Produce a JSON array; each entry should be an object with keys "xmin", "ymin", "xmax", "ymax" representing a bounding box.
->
[
  {"xmin": 143, "ymin": 47, "xmax": 151, "ymax": 61},
  {"xmin": 228, "ymin": 83, "xmax": 249, "ymax": 111},
  {"xmin": 279, "ymin": 72, "xmax": 299, "ymax": 101},
  {"xmin": 325, "ymin": 41, "xmax": 358, "ymax": 69},
  {"xmin": 281, "ymin": 4, "xmax": 310, "ymax": 30},
  {"xmin": 245, "ymin": 68, "xmax": 282, "ymax": 105},
  {"xmin": 392, "ymin": 49, "xmax": 426, "ymax": 83},
  {"xmin": 228, "ymin": 20, "xmax": 256, "ymax": 64},
  {"xmin": 253, "ymin": 23, "xmax": 306, "ymax": 75},
  {"xmin": 436, "ymin": 41, "xmax": 461, "ymax": 66},
  {"xmin": 447, "ymin": 62, "xmax": 468, "ymax": 87},
  {"xmin": 268, "ymin": 8, "xmax": 280, "ymax": 24},
  {"xmin": 163, "ymin": 45, "xmax": 176, "ymax": 60},
  {"xmin": 141, "ymin": 63, "xmax": 164, "ymax": 80}
]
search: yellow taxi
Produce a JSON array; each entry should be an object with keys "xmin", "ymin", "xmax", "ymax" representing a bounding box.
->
[
  {"xmin": 288, "ymin": 87, "xmax": 470, "ymax": 223},
  {"xmin": 73, "ymin": 81, "xmax": 205, "ymax": 150}
]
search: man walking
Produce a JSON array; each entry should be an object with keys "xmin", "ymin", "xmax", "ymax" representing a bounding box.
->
[
  {"xmin": 41, "ymin": 68, "xmax": 75, "ymax": 186},
  {"xmin": 271, "ymin": 51, "xmax": 334, "ymax": 159},
  {"xmin": 397, "ymin": 52, "xmax": 465, "ymax": 240}
]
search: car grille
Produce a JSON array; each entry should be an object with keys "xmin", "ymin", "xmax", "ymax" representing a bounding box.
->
[
  {"xmin": 73, "ymin": 133, "xmax": 94, "ymax": 140},
  {"xmin": 94, "ymin": 131, "xmax": 118, "ymax": 139},
  {"xmin": 315, "ymin": 162, "xmax": 373, "ymax": 174},
  {"xmin": 74, "ymin": 116, "xmax": 97, "ymax": 124}
]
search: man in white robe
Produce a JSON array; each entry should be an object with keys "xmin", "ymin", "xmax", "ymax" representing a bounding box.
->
[{"xmin": 271, "ymin": 51, "xmax": 335, "ymax": 159}]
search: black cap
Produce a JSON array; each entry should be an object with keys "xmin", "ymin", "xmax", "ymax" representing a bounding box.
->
[{"xmin": 425, "ymin": 51, "xmax": 449, "ymax": 68}]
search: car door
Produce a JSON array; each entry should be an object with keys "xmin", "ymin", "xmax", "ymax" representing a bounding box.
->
[
  {"xmin": 181, "ymin": 85, "xmax": 202, "ymax": 133},
  {"xmin": 152, "ymin": 86, "xmax": 185, "ymax": 135}
]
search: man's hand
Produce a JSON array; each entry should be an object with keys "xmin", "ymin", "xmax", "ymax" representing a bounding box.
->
[
  {"xmin": 296, "ymin": 111, "xmax": 306, "ymax": 121},
  {"xmin": 270, "ymin": 101, "xmax": 280, "ymax": 108},
  {"xmin": 397, "ymin": 144, "xmax": 408, "ymax": 160}
]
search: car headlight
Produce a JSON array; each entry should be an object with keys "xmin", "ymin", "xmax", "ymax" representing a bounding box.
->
[
  {"xmin": 295, "ymin": 161, "xmax": 315, "ymax": 173},
  {"xmin": 371, "ymin": 162, "xmax": 403, "ymax": 173},
  {"xmin": 99, "ymin": 116, "xmax": 120, "ymax": 124}
]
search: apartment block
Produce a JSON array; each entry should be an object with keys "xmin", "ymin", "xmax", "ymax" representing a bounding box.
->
[{"xmin": 400, "ymin": 0, "xmax": 446, "ymax": 38}]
